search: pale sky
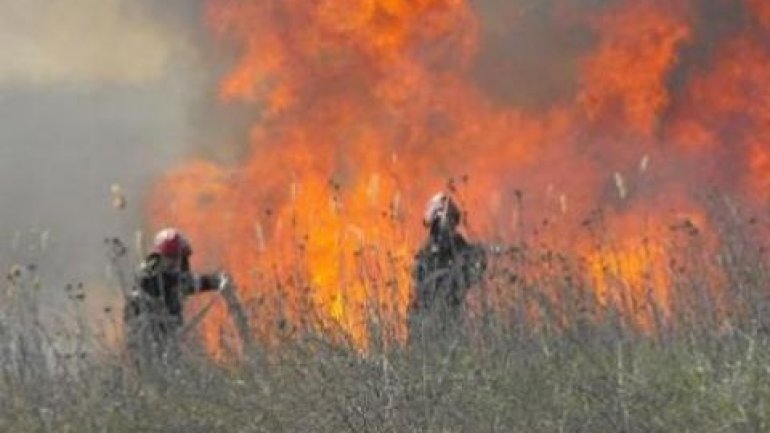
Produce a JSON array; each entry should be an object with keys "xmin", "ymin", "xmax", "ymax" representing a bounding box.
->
[
  {"xmin": 0, "ymin": 0, "xmax": 191, "ymax": 86},
  {"xmin": 0, "ymin": 0, "xmax": 206, "ymax": 294}
]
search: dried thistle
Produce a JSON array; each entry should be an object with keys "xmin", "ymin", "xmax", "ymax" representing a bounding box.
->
[
  {"xmin": 367, "ymin": 174, "xmax": 380, "ymax": 205},
  {"xmin": 110, "ymin": 183, "xmax": 127, "ymax": 210},
  {"xmin": 614, "ymin": 172, "xmax": 627, "ymax": 200},
  {"xmin": 639, "ymin": 155, "xmax": 650, "ymax": 174},
  {"xmin": 7, "ymin": 264, "xmax": 23, "ymax": 282},
  {"xmin": 391, "ymin": 191, "xmax": 402, "ymax": 220},
  {"xmin": 255, "ymin": 221, "xmax": 266, "ymax": 252}
]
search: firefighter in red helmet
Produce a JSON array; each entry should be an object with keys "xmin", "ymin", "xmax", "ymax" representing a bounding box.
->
[
  {"xmin": 409, "ymin": 193, "xmax": 487, "ymax": 343},
  {"xmin": 124, "ymin": 228, "xmax": 226, "ymax": 362}
]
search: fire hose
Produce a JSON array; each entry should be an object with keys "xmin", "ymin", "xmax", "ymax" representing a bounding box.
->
[{"xmin": 180, "ymin": 273, "xmax": 255, "ymax": 354}]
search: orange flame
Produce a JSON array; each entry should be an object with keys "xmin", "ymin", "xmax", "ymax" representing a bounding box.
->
[
  {"xmin": 579, "ymin": 1, "xmax": 691, "ymax": 137},
  {"xmin": 150, "ymin": 0, "xmax": 770, "ymax": 354}
]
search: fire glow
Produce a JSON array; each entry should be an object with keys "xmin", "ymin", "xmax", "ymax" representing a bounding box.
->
[{"xmin": 149, "ymin": 0, "xmax": 770, "ymax": 353}]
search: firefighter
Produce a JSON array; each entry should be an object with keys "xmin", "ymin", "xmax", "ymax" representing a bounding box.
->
[
  {"xmin": 408, "ymin": 193, "xmax": 487, "ymax": 342},
  {"xmin": 124, "ymin": 228, "xmax": 226, "ymax": 363}
]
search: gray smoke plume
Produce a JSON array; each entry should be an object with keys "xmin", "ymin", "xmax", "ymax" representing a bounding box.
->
[{"xmin": 0, "ymin": 0, "xmax": 212, "ymax": 307}]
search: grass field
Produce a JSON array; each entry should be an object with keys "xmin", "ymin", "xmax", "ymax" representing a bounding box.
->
[{"xmin": 1, "ymin": 197, "xmax": 769, "ymax": 433}]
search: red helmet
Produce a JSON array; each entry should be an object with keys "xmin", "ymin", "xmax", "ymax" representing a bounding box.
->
[
  {"xmin": 153, "ymin": 228, "xmax": 192, "ymax": 258},
  {"xmin": 423, "ymin": 192, "xmax": 461, "ymax": 229}
]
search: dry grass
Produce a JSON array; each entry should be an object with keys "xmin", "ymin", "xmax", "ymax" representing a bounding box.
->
[{"xmin": 1, "ymin": 194, "xmax": 769, "ymax": 432}]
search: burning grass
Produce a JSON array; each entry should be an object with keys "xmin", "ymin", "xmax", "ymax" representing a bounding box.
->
[
  {"xmin": 1, "ymin": 194, "xmax": 769, "ymax": 432},
  {"xmin": 4, "ymin": 0, "xmax": 770, "ymax": 430},
  {"xmin": 148, "ymin": 0, "xmax": 770, "ymax": 358}
]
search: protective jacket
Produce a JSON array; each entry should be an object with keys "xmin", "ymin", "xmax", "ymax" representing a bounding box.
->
[
  {"xmin": 411, "ymin": 227, "xmax": 486, "ymax": 315},
  {"xmin": 124, "ymin": 253, "xmax": 221, "ymax": 342}
]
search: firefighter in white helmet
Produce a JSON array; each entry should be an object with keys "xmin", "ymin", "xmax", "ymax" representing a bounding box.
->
[{"xmin": 409, "ymin": 193, "xmax": 487, "ymax": 342}]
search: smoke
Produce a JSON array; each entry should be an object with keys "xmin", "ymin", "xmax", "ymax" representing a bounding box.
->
[
  {"xmin": 470, "ymin": 0, "xmax": 597, "ymax": 110},
  {"xmin": 0, "ymin": 0, "xmax": 188, "ymax": 86},
  {"xmin": 0, "ymin": 0, "xmax": 211, "ymax": 299}
]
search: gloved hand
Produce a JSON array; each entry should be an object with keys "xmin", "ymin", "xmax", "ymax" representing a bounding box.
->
[{"xmin": 217, "ymin": 271, "xmax": 232, "ymax": 292}]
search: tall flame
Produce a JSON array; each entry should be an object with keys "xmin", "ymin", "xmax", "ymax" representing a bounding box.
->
[{"xmin": 150, "ymin": 0, "xmax": 770, "ymax": 353}]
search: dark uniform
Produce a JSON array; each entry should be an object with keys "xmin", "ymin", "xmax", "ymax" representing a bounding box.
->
[
  {"xmin": 408, "ymin": 194, "xmax": 487, "ymax": 343},
  {"xmin": 124, "ymin": 252, "xmax": 221, "ymax": 363},
  {"xmin": 412, "ymin": 231, "xmax": 486, "ymax": 312}
]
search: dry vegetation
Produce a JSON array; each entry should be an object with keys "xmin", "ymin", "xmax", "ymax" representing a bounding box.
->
[{"xmin": 1, "ymin": 195, "xmax": 769, "ymax": 433}]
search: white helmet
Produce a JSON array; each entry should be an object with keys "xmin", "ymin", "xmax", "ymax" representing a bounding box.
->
[{"xmin": 423, "ymin": 192, "xmax": 461, "ymax": 229}]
